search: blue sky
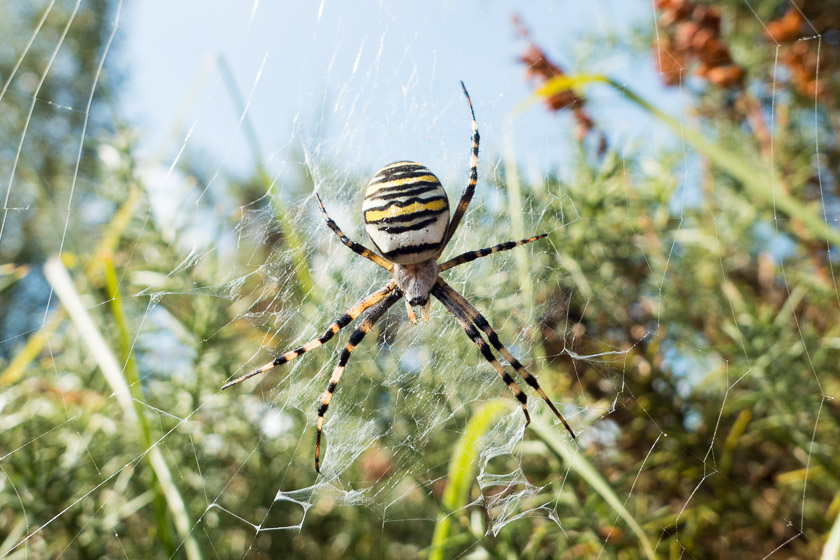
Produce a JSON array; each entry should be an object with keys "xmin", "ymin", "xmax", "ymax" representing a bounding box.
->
[{"xmin": 121, "ymin": 1, "xmax": 683, "ymax": 184}]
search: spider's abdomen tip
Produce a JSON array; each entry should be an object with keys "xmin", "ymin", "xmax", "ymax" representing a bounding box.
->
[{"xmin": 363, "ymin": 161, "xmax": 449, "ymax": 265}]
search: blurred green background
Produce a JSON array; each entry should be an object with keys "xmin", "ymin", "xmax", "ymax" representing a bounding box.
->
[{"xmin": 2, "ymin": 0, "xmax": 839, "ymax": 558}]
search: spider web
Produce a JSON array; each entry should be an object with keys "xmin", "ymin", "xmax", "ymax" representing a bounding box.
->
[{"xmin": 0, "ymin": 0, "xmax": 837, "ymax": 558}]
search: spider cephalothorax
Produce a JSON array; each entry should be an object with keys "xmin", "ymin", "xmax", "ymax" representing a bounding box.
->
[{"xmin": 223, "ymin": 82, "xmax": 576, "ymax": 473}]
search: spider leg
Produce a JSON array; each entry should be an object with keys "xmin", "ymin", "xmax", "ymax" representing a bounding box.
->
[
  {"xmin": 222, "ymin": 281, "xmax": 398, "ymax": 390},
  {"xmin": 436, "ymin": 280, "xmax": 576, "ymax": 440},
  {"xmin": 432, "ymin": 283, "xmax": 531, "ymax": 426},
  {"xmin": 404, "ymin": 299, "xmax": 418, "ymax": 325},
  {"xmin": 315, "ymin": 289, "xmax": 403, "ymax": 473},
  {"xmin": 315, "ymin": 192, "xmax": 394, "ymax": 271},
  {"xmin": 439, "ymin": 234, "xmax": 548, "ymax": 271},
  {"xmin": 441, "ymin": 81, "xmax": 480, "ymax": 249}
]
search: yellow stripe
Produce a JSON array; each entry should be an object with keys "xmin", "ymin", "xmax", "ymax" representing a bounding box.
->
[
  {"xmin": 364, "ymin": 198, "xmax": 446, "ymax": 223},
  {"xmin": 365, "ymin": 174, "xmax": 439, "ymax": 196}
]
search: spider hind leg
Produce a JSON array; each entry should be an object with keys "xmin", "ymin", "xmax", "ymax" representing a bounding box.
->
[
  {"xmin": 222, "ymin": 281, "xmax": 397, "ymax": 390},
  {"xmin": 433, "ymin": 283, "xmax": 532, "ymax": 426},
  {"xmin": 315, "ymin": 290, "xmax": 403, "ymax": 473},
  {"xmin": 435, "ymin": 280, "xmax": 576, "ymax": 440}
]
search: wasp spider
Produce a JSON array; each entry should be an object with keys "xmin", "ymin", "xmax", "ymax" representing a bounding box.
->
[{"xmin": 224, "ymin": 82, "xmax": 576, "ymax": 472}]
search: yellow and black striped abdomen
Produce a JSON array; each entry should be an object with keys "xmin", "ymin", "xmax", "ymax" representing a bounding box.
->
[{"xmin": 363, "ymin": 161, "xmax": 450, "ymax": 264}]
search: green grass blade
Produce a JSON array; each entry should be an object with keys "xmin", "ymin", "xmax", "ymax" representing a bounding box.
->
[
  {"xmin": 84, "ymin": 185, "xmax": 143, "ymax": 280},
  {"xmin": 0, "ymin": 263, "xmax": 28, "ymax": 294},
  {"xmin": 3, "ymin": 184, "xmax": 142, "ymax": 386},
  {"xmin": 0, "ymin": 311, "xmax": 61, "ymax": 386},
  {"xmin": 104, "ymin": 257, "xmax": 177, "ymax": 552},
  {"xmin": 44, "ymin": 257, "xmax": 203, "ymax": 560},
  {"xmin": 823, "ymin": 494, "xmax": 840, "ymax": 560},
  {"xmin": 530, "ymin": 416, "xmax": 657, "ymax": 560},
  {"xmin": 429, "ymin": 400, "xmax": 509, "ymax": 560}
]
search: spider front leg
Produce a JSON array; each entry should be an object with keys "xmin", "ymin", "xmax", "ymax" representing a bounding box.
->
[
  {"xmin": 315, "ymin": 289, "xmax": 403, "ymax": 473},
  {"xmin": 222, "ymin": 281, "xmax": 397, "ymax": 389},
  {"xmin": 441, "ymin": 81, "xmax": 480, "ymax": 248},
  {"xmin": 436, "ymin": 280, "xmax": 576, "ymax": 440},
  {"xmin": 315, "ymin": 192, "xmax": 393, "ymax": 271},
  {"xmin": 433, "ymin": 283, "xmax": 531, "ymax": 425},
  {"xmin": 439, "ymin": 234, "xmax": 548, "ymax": 271}
]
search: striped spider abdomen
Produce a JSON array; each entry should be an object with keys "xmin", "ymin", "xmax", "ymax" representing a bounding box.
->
[{"xmin": 362, "ymin": 161, "xmax": 450, "ymax": 265}]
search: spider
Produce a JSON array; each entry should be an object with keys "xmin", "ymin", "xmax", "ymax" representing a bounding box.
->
[{"xmin": 223, "ymin": 82, "xmax": 576, "ymax": 473}]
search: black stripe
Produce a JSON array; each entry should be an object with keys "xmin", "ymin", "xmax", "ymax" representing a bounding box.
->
[
  {"xmin": 509, "ymin": 357, "xmax": 526, "ymax": 370},
  {"xmin": 381, "ymin": 242, "xmax": 442, "ymax": 259},
  {"xmin": 338, "ymin": 349, "xmax": 352, "ymax": 366},
  {"xmin": 367, "ymin": 180, "xmax": 442, "ymax": 198},
  {"xmin": 367, "ymin": 207, "xmax": 448, "ymax": 226},
  {"xmin": 476, "ymin": 340, "xmax": 497, "ymax": 364},
  {"xmin": 381, "ymin": 217, "xmax": 438, "ymax": 234},
  {"xmin": 371, "ymin": 166, "xmax": 431, "ymax": 183},
  {"xmin": 366, "ymin": 183, "xmax": 440, "ymax": 201},
  {"xmin": 327, "ymin": 381, "xmax": 337, "ymax": 393},
  {"xmin": 516, "ymin": 392, "xmax": 527, "ymax": 404},
  {"xmin": 473, "ymin": 312, "xmax": 529, "ymax": 373},
  {"xmin": 374, "ymin": 171, "xmax": 433, "ymax": 184},
  {"xmin": 524, "ymin": 375, "xmax": 539, "ymax": 389},
  {"xmin": 458, "ymin": 250, "xmax": 481, "ymax": 261},
  {"xmin": 318, "ymin": 403, "xmax": 328, "ymax": 415},
  {"xmin": 365, "ymin": 195, "xmax": 447, "ymax": 214},
  {"xmin": 374, "ymin": 166, "xmax": 429, "ymax": 179},
  {"xmin": 367, "ymin": 179, "xmax": 442, "ymax": 197},
  {"xmin": 349, "ymin": 327, "xmax": 368, "ymax": 345},
  {"xmin": 315, "ymin": 315, "xmax": 350, "ymax": 344}
]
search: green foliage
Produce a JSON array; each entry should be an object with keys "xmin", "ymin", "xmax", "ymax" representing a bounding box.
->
[
  {"xmin": 0, "ymin": 0, "xmax": 116, "ymax": 264},
  {"xmin": 2, "ymin": 1, "xmax": 840, "ymax": 558}
]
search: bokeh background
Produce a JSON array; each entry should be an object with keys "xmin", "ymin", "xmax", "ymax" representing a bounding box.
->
[{"xmin": 2, "ymin": 0, "xmax": 839, "ymax": 558}]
